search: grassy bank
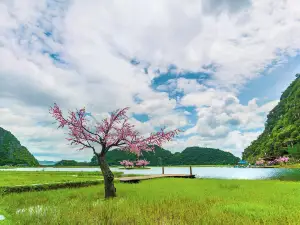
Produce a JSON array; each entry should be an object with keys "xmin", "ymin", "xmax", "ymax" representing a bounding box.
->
[
  {"xmin": 275, "ymin": 163, "xmax": 300, "ymax": 168},
  {"xmin": 0, "ymin": 171, "xmax": 125, "ymax": 186},
  {"xmin": 1, "ymin": 179, "xmax": 300, "ymax": 224},
  {"xmin": 163, "ymin": 165, "xmax": 234, "ymax": 167}
]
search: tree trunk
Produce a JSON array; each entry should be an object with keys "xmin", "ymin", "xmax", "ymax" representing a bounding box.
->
[{"xmin": 98, "ymin": 156, "xmax": 116, "ymax": 199}]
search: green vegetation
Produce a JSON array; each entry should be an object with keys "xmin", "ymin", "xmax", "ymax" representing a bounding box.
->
[
  {"xmin": 0, "ymin": 171, "xmax": 125, "ymax": 186},
  {"xmin": 0, "ymin": 180, "xmax": 104, "ymax": 195},
  {"xmin": 0, "ymin": 127, "xmax": 39, "ymax": 166},
  {"xmin": 287, "ymin": 143, "xmax": 300, "ymax": 159},
  {"xmin": 243, "ymin": 75, "xmax": 300, "ymax": 163},
  {"xmin": 55, "ymin": 160, "xmax": 78, "ymax": 166},
  {"xmin": 0, "ymin": 179, "xmax": 300, "ymax": 224},
  {"xmin": 54, "ymin": 160, "xmax": 90, "ymax": 167},
  {"xmin": 172, "ymin": 147, "xmax": 240, "ymax": 165},
  {"xmin": 0, "ymin": 166, "xmax": 15, "ymax": 169},
  {"xmin": 91, "ymin": 145, "xmax": 240, "ymax": 166}
]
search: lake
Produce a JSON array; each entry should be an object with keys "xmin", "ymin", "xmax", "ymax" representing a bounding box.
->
[{"xmin": 2, "ymin": 167, "xmax": 300, "ymax": 180}]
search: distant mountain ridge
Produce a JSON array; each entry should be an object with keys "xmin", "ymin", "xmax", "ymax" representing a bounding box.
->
[
  {"xmin": 54, "ymin": 160, "xmax": 90, "ymax": 166},
  {"xmin": 243, "ymin": 75, "xmax": 300, "ymax": 162},
  {"xmin": 0, "ymin": 127, "xmax": 39, "ymax": 166},
  {"xmin": 38, "ymin": 160, "xmax": 57, "ymax": 166},
  {"xmin": 90, "ymin": 145, "xmax": 240, "ymax": 166}
]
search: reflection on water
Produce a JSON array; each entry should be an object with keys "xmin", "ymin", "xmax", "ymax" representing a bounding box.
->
[{"xmin": 2, "ymin": 167, "xmax": 300, "ymax": 180}]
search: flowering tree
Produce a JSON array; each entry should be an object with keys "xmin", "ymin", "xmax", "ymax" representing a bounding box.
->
[
  {"xmin": 267, "ymin": 156, "xmax": 289, "ymax": 166},
  {"xmin": 120, "ymin": 160, "xmax": 134, "ymax": 168},
  {"xmin": 135, "ymin": 159, "xmax": 150, "ymax": 168},
  {"xmin": 276, "ymin": 156, "xmax": 289, "ymax": 164},
  {"xmin": 49, "ymin": 104, "xmax": 180, "ymax": 198},
  {"xmin": 255, "ymin": 159, "xmax": 265, "ymax": 166},
  {"xmin": 267, "ymin": 160, "xmax": 277, "ymax": 166}
]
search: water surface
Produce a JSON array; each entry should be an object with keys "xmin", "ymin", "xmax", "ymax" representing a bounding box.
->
[{"xmin": 2, "ymin": 167, "xmax": 300, "ymax": 180}]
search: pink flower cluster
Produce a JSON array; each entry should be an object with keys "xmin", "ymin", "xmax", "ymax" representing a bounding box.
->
[
  {"xmin": 276, "ymin": 156, "xmax": 289, "ymax": 163},
  {"xmin": 256, "ymin": 156, "xmax": 289, "ymax": 166},
  {"xmin": 49, "ymin": 104, "xmax": 180, "ymax": 155},
  {"xmin": 119, "ymin": 159, "xmax": 150, "ymax": 168},
  {"xmin": 120, "ymin": 160, "xmax": 134, "ymax": 168},
  {"xmin": 255, "ymin": 160, "xmax": 265, "ymax": 166},
  {"xmin": 268, "ymin": 156, "xmax": 289, "ymax": 166},
  {"xmin": 135, "ymin": 160, "xmax": 150, "ymax": 167}
]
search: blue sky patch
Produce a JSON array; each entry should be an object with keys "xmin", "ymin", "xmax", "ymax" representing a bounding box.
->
[
  {"xmin": 132, "ymin": 113, "xmax": 150, "ymax": 122},
  {"xmin": 238, "ymin": 55, "xmax": 300, "ymax": 104}
]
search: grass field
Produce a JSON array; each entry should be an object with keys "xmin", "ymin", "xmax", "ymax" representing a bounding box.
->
[
  {"xmin": 1, "ymin": 178, "xmax": 300, "ymax": 224},
  {"xmin": 0, "ymin": 171, "xmax": 126, "ymax": 186}
]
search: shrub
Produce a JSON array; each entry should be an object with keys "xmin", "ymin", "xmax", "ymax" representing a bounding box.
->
[{"xmin": 0, "ymin": 180, "xmax": 106, "ymax": 195}]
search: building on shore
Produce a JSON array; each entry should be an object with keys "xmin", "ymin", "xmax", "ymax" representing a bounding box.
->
[{"xmin": 235, "ymin": 160, "xmax": 249, "ymax": 168}]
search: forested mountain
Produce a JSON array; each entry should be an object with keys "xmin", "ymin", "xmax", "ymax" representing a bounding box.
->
[
  {"xmin": 243, "ymin": 74, "xmax": 300, "ymax": 163},
  {"xmin": 55, "ymin": 160, "xmax": 90, "ymax": 166},
  {"xmin": 38, "ymin": 160, "xmax": 57, "ymax": 166},
  {"xmin": 90, "ymin": 145, "xmax": 240, "ymax": 166},
  {"xmin": 171, "ymin": 147, "xmax": 240, "ymax": 165},
  {"xmin": 55, "ymin": 160, "xmax": 79, "ymax": 166},
  {"xmin": 0, "ymin": 127, "xmax": 39, "ymax": 166}
]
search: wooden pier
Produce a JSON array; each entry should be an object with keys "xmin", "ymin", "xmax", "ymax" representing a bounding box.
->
[
  {"xmin": 119, "ymin": 174, "xmax": 195, "ymax": 183},
  {"xmin": 119, "ymin": 166, "xmax": 196, "ymax": 183}
]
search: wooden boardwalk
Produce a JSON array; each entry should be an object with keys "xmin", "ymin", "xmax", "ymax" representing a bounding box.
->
[{"xmin": 119, "ymin": 174, "xmax": 196, "ymax": 183}]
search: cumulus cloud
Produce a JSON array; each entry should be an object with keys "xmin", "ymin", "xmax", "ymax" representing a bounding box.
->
[
  {"xmin": 163, "ymin": 129, "xmax": 262, "ymax": 157},
  {"xmin": 202, "ymin": 0, "xmax": 252, "ymax": 15},
  {"xmin": 61, "ymin": 0, "xmax": 300, "ymax": 87},
  {"xmin": 0, "ymin": 0, "xmax": 298, "ymax": 160}
]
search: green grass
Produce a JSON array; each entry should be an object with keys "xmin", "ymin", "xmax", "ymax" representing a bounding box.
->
[
  {"xmin": 279, "ymin": 163, "xmax": 300, "ymax": 168},
  {"xmin": 0, "ymin": 171, "xmax": 125, "ymax": 186},
  {"xmin": 0, "ymin": 166, "xmax": 14, "ymax": 169},
  {"xmin": 163, "ymin": 165, "xmax": 234, "ymax": 167},
  {"xmin": 1, "ymin": 178, "xmax": 300, "ymax": 224}
]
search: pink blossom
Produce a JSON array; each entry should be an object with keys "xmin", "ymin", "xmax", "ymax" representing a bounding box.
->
[
  {"xmin": 255, "ymin": 160, "xmax": 265, "ymax": 166},
  {"xmin": 135, "ymin": 159, "xmax": 150, "ymax": 167},
  {"xmin": 49, "ymin": 104, "xmax": 180, "ymax": 155},
  {"xmin": 276, "ymin": 156, "xmax": 289, "ymax": 163},
  {"xmin": 120, "ymin": 160, "xmax": 134, "ymax": 167},
  {"xmin": 267, "ymin": 156, "xmax": 289, "ymax": 166}
]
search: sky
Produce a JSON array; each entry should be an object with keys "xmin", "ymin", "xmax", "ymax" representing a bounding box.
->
[{"xmin": 1, "ymin": 0, "xmax": 300, "ymax": 162}]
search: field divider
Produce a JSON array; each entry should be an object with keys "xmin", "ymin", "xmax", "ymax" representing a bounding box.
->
[{"xmin": 0, "ymin": 178, "xmax": 120, "ymax": 195}]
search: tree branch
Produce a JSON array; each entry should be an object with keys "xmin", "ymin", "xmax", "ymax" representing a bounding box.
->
[
  {"xmin": 68, "ymin": 121, "xmax": 102, "ymax": 145},
  {"xmin": 75, "ymin": 111, "xmax": 104, "ymax": 144},
  {"xmin": 72, "ymin": 139, "xmax": 92, "ymax": 149},
  {"xmin": 79, "ymin": 119, "xmax": 99, "ymax": 157},
  {"xmin": 91, "ymin": 146, "xmax": 99, "ymax": 157}
]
